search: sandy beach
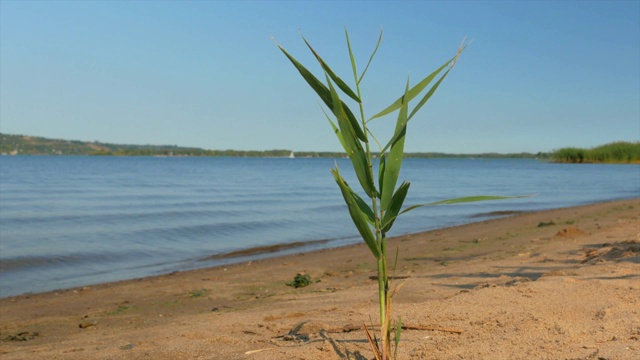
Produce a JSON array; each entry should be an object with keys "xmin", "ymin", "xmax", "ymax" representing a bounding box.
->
[{"xmin": 1, "ymin": 198, "xmax": 638, "ymax": 359}]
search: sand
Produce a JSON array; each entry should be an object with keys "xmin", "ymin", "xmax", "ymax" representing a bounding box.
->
[{"xmin": 1, "ymin": 199, "xmax": 638, "ymax": 359}]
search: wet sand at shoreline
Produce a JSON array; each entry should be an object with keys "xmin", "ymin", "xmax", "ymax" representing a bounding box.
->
[{"xmin": 1, "ymin": 199, "xmax": 638, "ymax": 359}]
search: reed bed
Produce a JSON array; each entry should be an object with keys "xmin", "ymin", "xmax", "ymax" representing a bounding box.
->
[{"xmin": 551, "ymin": 141, "xmax": 640, "ymax": 164}]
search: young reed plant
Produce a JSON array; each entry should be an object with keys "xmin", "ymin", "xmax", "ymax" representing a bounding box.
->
[{"xmin": 276, "ymin": 30, "xmax": 519, "ymax": 359}]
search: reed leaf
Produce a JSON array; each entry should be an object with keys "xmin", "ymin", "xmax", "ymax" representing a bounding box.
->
[
  {"xmin": 342, "ymin": 103, "xmax": 367, "ymax": 142},
  {"xmin": 378, "ymin": 154, "xmax": 386, "ymax": 200},
  {"xmin": 345, "ymin": 28, "xmax": 383, "ymax": 85},
  {"xmin": 407, "ymin": 67, "xmax": 451, "ymax": 122},
  {"xmin": 321, "ymin": 107, "xmax": 348, "ymax": 151},
  {"xmin": 379, "ymin": 69, "xmax": 451, "ymax": 157},
  {"xmin": 331, "ymin": 168, "xmax": 380, "ymax": 259},
  {"xmin": 380, "ymin": 78, "xmax": 410, "ymax": 212},
  {"xmin": 398, "ymin": 203, "xmax": 424, "ymax": 215},
  {"xmin": 428, "ymin": 195, "xmax": 530, "ymax": 205},
  {"xmin": 276, "ymin": 42, "xmax": 367, "ymax": 142},
  {"xmin": 277, "ymin": 43, "xmax": 332, "ymax": 111},
  {"xmin": 326, "ymin": 73, "xmax": 377, "ymax": 198},
  {"xmin": 302, "ymin": 36, "xmax": 361, "ymax": 103},
  {"xmin": 369, "ymin": 55, "xmax": 456, "ymax": 121},
  {"xmin": 394, "ymin": 316, "xmax": 402, "ymax": 360},
  {"xmin": 354, "ymin": 191, "xmax": 376, "ymax": 225},
  {"xmin": 381, "ymin": 181, "xmax": 410, "ymax": 232},
  {"xmin": 345, "ymin": 29, "xmax": 359, "ymax": 87}
]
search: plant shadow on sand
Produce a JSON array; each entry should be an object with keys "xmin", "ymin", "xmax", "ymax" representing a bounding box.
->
[
  {"xmin": 579, "ymin": 240, "xmax": 639, "ymax": 265},
  {"xmin": 417, "ymin": 239, "xmax": 639, "ymax": 290}
]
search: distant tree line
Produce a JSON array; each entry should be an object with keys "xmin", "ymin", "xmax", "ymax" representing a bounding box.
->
[
  {"xmin": 402, "ymin": 152, "xmax": 546, "ymax": 159},
  {"xmin": 18, "ymin": 132, "xmax": 637, "ymax": 162},
  {"xmin": 90, "ymin": 148, "xmax": 293, "ymax": 157}
]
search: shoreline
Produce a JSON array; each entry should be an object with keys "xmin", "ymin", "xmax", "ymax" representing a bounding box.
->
[
  {"xmin": 1, "ymin": 197, "xmax": 637, "ymax": 300},
  {"xmin": 1, "ymin": 198, "xmax": 638, "ymax": 359}
]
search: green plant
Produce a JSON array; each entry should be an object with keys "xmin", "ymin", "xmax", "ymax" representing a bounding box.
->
[
  {"xmin": 286, "ymin": 273, "xmax": 313, "ymax": 288},
  {"xmin": 106, "ymin": 304, "xmax": 132, "ymax": 316},
  {"xmin": 188, "ymin": 289, "xmax": 208, "ymax": 298},
  {"xmin": 550, "ymin": 141, "xmax": 640, "ymax": 164},
  {"xmin": 277, "ymin": 30, "xmax": 520, "ymax": 359}
]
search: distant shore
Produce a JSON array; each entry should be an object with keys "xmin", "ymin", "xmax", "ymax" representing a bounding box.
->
[
  {"xmin": 1, "ymin": 132, "xmax": 546, "ymax": 159},
  {"xmin": 4, "ymin": 133, "xmax": 639, "ymax": 164}
]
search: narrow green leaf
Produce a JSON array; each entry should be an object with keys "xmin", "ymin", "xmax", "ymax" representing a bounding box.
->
[
  {"xmin": 379, "ymin": 127, "xmax": 401, "ymax": 158},
  {"xmin": 378, "ymin": 69, "xmax": 451, "ymax": 156},
  {"xmin": 392, "ymin": 244, "xmax": 400, "ymax": 274},
  {"xmin": 380, "ymin": 78, "xmax": 410, "ymax": 211},
  {"xmin": 276, "ymin": 42, "xmax": 366, "ymax": 142},
  {"xmin": 407, "ymin": 67, "xmax": 451, "ymax": 122},
  {"xmin": 358, "ymin": 29, "xmax": 383, "ymax": 85},
  {"xmin": 342, "ymin": 102, "xmax": 368, "ymax": 143},
  {"xmin": 394, "ymin": 316, "xmax": 402, "ymax": 360},
  {"xmin": 345, "ymin": 28, "xmax": 359, "ymax": 90},
  {"xmin": 382, "ymin": 181, "xmax": 410, "ymax": 232},
  {"xmin": 321, "ymin": 106, "xmax": 347, "ymax": 151},
  {"xmin": 276, "ymin": 43, "xmax": 333, "ymax": 112},
  {"xmin": 331, "ymin": 168, "xmax": 380, "ymax": 258},
  {"xmin": 378, "ymin": 154, "xmax": 386, "ymax": 200},
  {"xmin": 371, "ymin": 40, "xmax": 468, "ymax": 122},
  {"xmin": 352, "ymin": 187, "xmax": 376, "ymax": 225},
  {"xmin": 398, "ymin": 203, "xmax": 423, "ymax": 215},
  {"xmin": 302, "ymin": 36, "xmax": 361, "ymax": 103},
  {"xmin": 428, "ymin": 195, "xmax": 532, "ymax": 205},
  {"xmin": 389, "ymin": 194, "xmax": 529, "ymax": 229},
  {"xmin": 326, "ymin": 73, "xmax": 377, "ymax": 198},
  {"xmin": 369, "ymin": 55, "xmax": 456, "ymax": 121},
  {"xmin": 332, "ymin": 161, "xmax": 375, "ymax": 225}
]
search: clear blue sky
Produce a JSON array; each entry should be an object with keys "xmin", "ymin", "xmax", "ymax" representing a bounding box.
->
[{"xmin": 1, "ymin": 0, "xmax": 638, "ymax": 153}]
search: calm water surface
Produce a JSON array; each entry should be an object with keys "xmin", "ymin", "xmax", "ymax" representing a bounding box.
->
[{"xmin": 0, "ymin": 156, "xmax": 638, "ymax": 297}]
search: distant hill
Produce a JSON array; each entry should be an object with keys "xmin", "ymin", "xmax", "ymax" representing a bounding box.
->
[
  {"xmin": 0, "ymin": 133, "xmax": 291, "ymax": 157},
  {"xmin": 0, "ymin": 132, "xmax": 545, "ymax": 159}
]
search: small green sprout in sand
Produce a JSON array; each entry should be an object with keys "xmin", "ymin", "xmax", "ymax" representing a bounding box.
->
[{"xmin": 286, "ymin": 273, "xmax": 313, "ymax": 288}]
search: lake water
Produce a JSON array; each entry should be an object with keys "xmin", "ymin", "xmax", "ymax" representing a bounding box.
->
[{"xmin": 0, "ymin": 156, "xmax": 638, "ymax": 297}]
